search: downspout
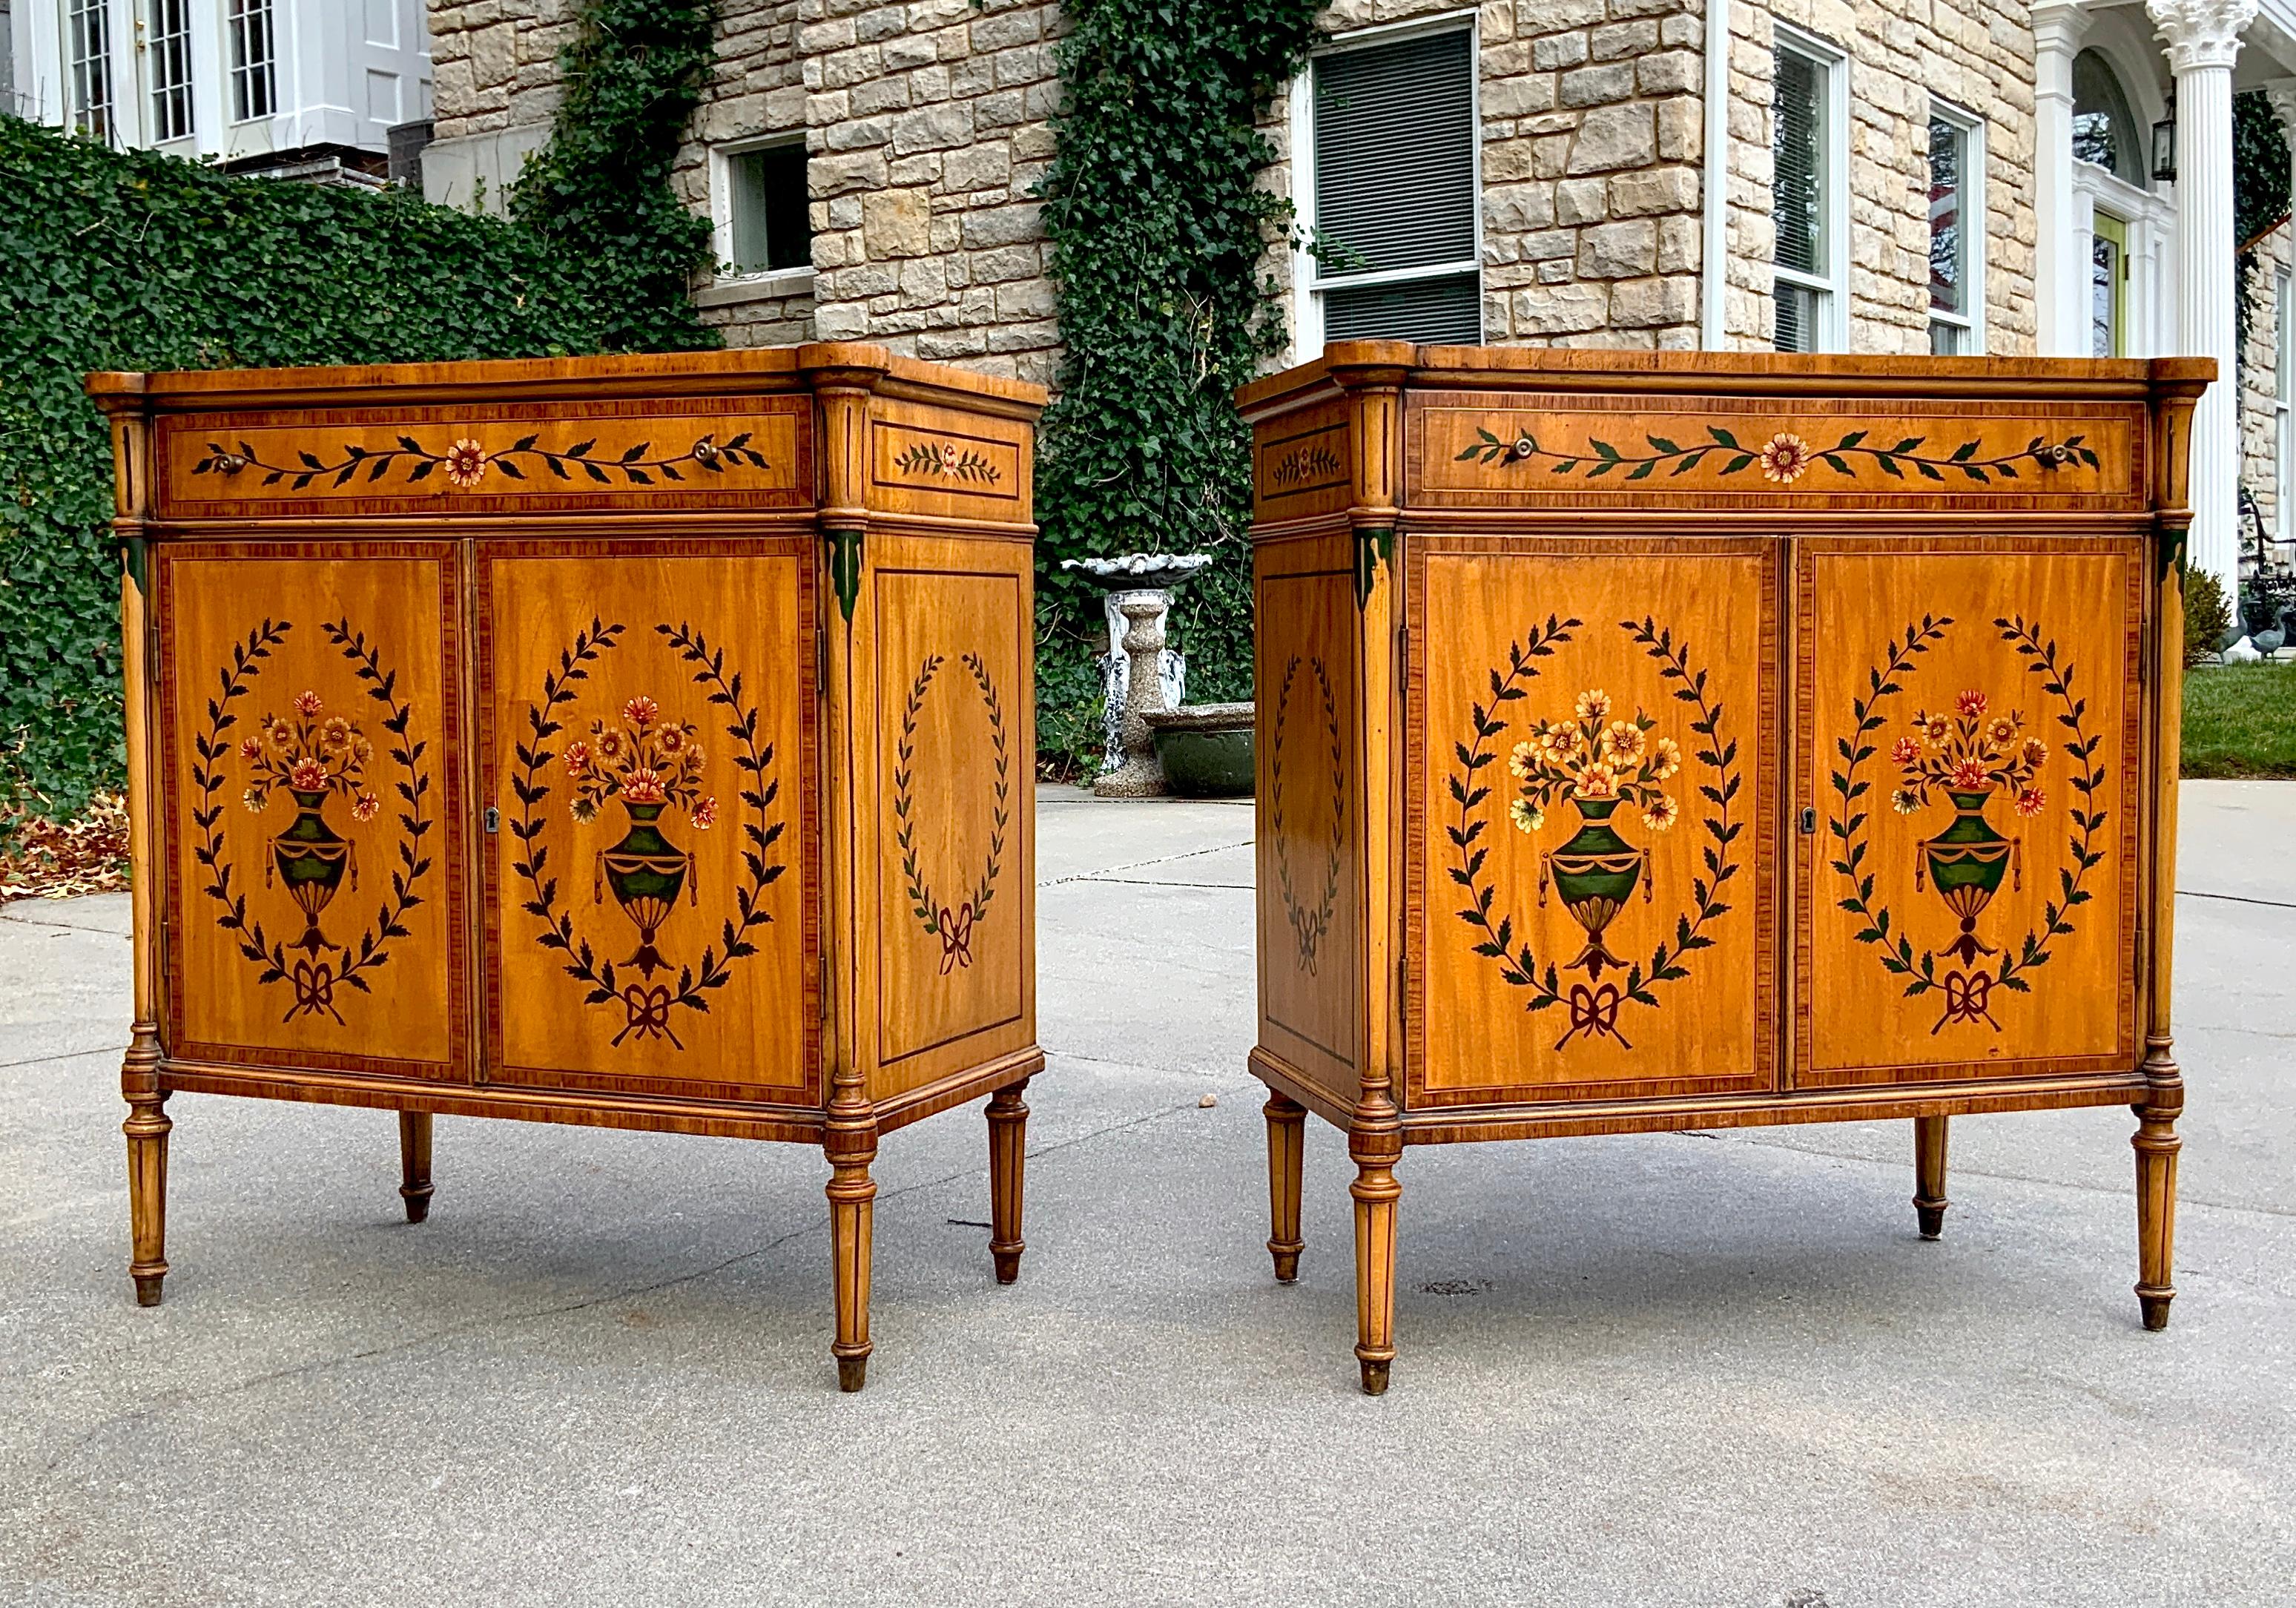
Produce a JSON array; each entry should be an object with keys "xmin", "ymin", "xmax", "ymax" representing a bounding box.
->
[{"xmin": 1700, "ymin": 0, "xmax": 1731, "ymax": 348}]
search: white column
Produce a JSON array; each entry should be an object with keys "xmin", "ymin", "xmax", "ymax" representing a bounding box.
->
[
  {"xmin": 2150, "ymin": 0, "xmax": 2260, "ymax": 603},
  {"xmin": 2033, "ymin": 5, "xmax": 2093, "ymax": 357}
]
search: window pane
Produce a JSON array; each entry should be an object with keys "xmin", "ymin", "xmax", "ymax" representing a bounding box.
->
[
  {"xmin": 1323, "ymin": 273, "xmax": 1481, "ymax": 345},
  {"xmin": 1774, "ymin": 279, "xmax": 1819, "ymax": 353},
  {"xmin": 1930, "ymin": 320, "xmax": 1966, "ymax": 355},
  {"xmin": 1313, "ymin": 30, "xmax": 1477, "ymax": 277},
  {"xmin": 1773, "ymin": 47, "xmax": 1824, "ymax": 278},
  {"xmin": 230, "ymin": 0, "xmax": 277, "ymax": 122},
  {"xmin": 151, "ymin": 0, "xmax": 195, "ymax": 142},
  {"xmin": 1928, "ymin": 117, "xmax": 1966, "ymax": 316},
  {"xmin": 67, "ymin": 0, "xmax": 113, "ymax": 140},
  {"xmin": 2091, "ymin": 231, "xmax": 2121, "ymax": 357},
  {"xmin": 729, "ymin": 145, "xmax": 811, "ymax": 274},
  {"xmin": 2072, "ymin": 50, "xmax": 2141, "ymax": 185}
]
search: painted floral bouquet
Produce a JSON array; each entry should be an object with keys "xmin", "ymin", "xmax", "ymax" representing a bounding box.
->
[
  {"xmin": 1890, "ymin": 689, "xmax": 2048, "ymax": 817},
  {"xmin": 1506, "ymin": 688, "xmax": 1682, "ymax": 835},
  {"xmin": 562, "ymin": 696, "xmax": 717, "ymax": 828},
  {"xmin": 240, "ymin": 690, "xmax": 379, "ymax": 821}
]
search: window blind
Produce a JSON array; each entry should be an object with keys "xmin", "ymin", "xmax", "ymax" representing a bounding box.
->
[
  {"xmin": 1773, "ymin": 49, "xmax": 1823, "ymax": 278},
  {"xmin": 1314, "ymin": 30, "xmax": 1476, "ymax": 277},
  {"xmin": 1325, "ymin": 275, "xmax": 1482, "ymax": 345}
]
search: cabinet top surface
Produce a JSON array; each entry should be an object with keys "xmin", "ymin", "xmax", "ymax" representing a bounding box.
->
[
  {"xmin": 88, "ymin": 343, "xmax": 1047, "ymax": 416},
  {"xmin": 1236, "ymin": 343, "xmax": 2212, "ymax": 416}
]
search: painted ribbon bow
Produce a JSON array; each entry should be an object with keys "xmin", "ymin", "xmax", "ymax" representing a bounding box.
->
[
  {"xmin": 615, "ymin": 982, "xmax": 682, "ymax": 1048},
  {"xmin": 1934, "ymin": 969, "xmax": 2000, "ymax": 1033},
  {"xmin": 1557, "ymin": 981, "xmax": 1632, "ymax": 1050},
  {"xmin": 288, "ymin": 958, "xmax": 343, "ymax": 1025},
  {"xmin": 937, "ymin": 900, "xmax": 977, "ymax": 974}
]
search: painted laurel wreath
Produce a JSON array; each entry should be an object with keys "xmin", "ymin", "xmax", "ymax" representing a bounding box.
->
[
  {"xmin": 192, "ymin": 617, "xmax": 435, "ymax": 1024},
  {"xmin": 894, "ymin": 439, "xmax": 1002, "ymax": 484},
  {"xmin": 510, "ymin": 619, "xmax": 785, "ymax": 1048},
  {"xmin": 1457, "ymin": 424, "xmax": 2100, "ymax": 486},
  {"xmin": 1447, "ymin": 616, "xmax": 1743, "ymax": 1052},
  {"xmin": 1269, "ymin": 654, "xmax": 1344, "ymax": 975},
  {"xmin": 1828, "ymin": 613, "xmax": 2105, "ymax": 1032},
  {"xmin": 894, "ymin": 650, "xmax": 1012, "ymax": 974},
  {"xmin": 194, "ymin": 432, "xmax": 771, "ymax": 492}
]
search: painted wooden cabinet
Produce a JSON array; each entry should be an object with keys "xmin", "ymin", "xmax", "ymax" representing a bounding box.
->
[
  {"xmin": 1239, "ymin": 346, "xmax": 2207, "ymax": 1393},
  {"xmin": 94, "ymin": 347, "xmax": 1043, "ymax": 1390}
]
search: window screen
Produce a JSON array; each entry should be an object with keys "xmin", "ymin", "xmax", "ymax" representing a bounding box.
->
[
  {"xmin": 1312, "ymin": 29, "xmax": 1479, "ymax": 346},
  {"xmin": 729, "ymin": 144, "xmax": 812, "ymax": 274}
]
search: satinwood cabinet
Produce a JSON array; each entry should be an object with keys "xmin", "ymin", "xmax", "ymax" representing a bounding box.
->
[
  {"xmin": 1238, "ymin": 345, "xmax": 2207, "ymax": 1392},
  {"xmin": 94, "ymin": 346, "xmax": 1043, "ymax": 1390}
]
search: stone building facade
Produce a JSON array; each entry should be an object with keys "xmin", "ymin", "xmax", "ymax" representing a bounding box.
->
[{"xmin": 420, "ymin": 0, "xmax": 2296, "ymax": 602}]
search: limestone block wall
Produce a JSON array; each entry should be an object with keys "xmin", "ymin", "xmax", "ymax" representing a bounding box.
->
[
  {"xmin": 1723, "ymin": 1, "xmax": 2038, "ymax": 355},
  {"xmin": 2239, "ymin": 219, "xmax": 2291, "ymax": 547}
]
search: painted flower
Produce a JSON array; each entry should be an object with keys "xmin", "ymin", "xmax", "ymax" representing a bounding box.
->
[
  {"xmin": 350, "ymin": 793, "xmax": 380, "ymax": 823},
  {"xmin": 1543, "ymin": 723, "xmax": 1588, "ymax": 763},
  {"xmin": 1641, "ymin": 793, "xmax": 1680, "ymax": 834},
  {"xmin": 937, "ymin": 442, "xmax": 962, "ymax": 472},
  {"xmin": 1649, "ymin": 737, "xmax": 1683, "ymax": 780},
  {"xmin": 1600, "ymin": 720, "xmax": 1647, "ymax": 765},
  {"xmin": 239, "ymin": 736, "xmax": 265, "ymax": 762},
  {"xmin": 1508, "ymin": 740, "xmax": 1537, "ymax": 781},
  {"xmin": 265, "ymin": 718, "xmax": 294, "ymax": 749},
  {"xmin": 1985, "ymin": 716, "xmax": 2018, "ymax": 747},
  {"xmin": 657, "ymin": 725, "xmax": 685, "ymax": 755},
  {"xmin": 563, "ymin": 740, "xmax": 592, "ymax": 778},
  {"xmin": 1759, "ymin": 432, "xmax": 1811, "ymax": 484},
  {"xmin": 1574, "ymin": 688, "xmax": 1612, "ymax": 722},
  {"xmin": 242, "ymin": 786, "xmax": 267, "ymax": 814},
  {"xmin": 288, "ymin": 757, "xmax": 329, "ymax": 791},
  {"xmin": 1574, "ymin": 762, "xmax": 1620, "ymax": 801},
  {"xmin": 1949, "ymin": 759, "xmax": 1989, "ymax": 791},
  {"xmin": 1890, "ymin": 736, "xmax": 1920, "ymax": 765},
  {"xmin": 1956, "ymin": 689, "xmax": 1988, "ymax": 718},
  {"xmin": 1920, "ymin": 714, "xmax": 1952, "ymax": 746},
  {"xmin": 691, "ymin": 796, "xmax": 719, "ymax": 830},
  {"xmin": 570, "ymin": 796, "xmax": 598, "ymax": 825},
  {"xmin": 294, "ymin": 690, "xmax": 323, "ymax": 717},
  {"xmin": 1891, "ymin": 786, "xmax": 1921, "ymax": 815},
  {"xmin": 320, "ymin": 716, "xmax": 354, "ymax": 749},
  {"xmin": 2021, "ymin": 736, "xmax": 2048, "ymax": 769},
  {"xmin": 443, "ymin": 438, "xmax": 489, "ymax": 489},
  {"xmin": 596, "ymin": 729, "xmax": 624, "ymax": 759},
  {"xmin": 621, "ymin": 768, "xmax": 667, "ymax": 805},
  {"xmin": 350, "ymin": 736, "xmax": 374, "ymax": 767},
  {"xmin": 622, "ymin": 696, "xmax": 659, "ymax": 728},
  {"xmin": 1508, "ymin": 797, "xmax": 1545, "ymax": 834},
  {"xmin": 2016, "ymin": 785, "xmax": 2047, "ymax": 817}
]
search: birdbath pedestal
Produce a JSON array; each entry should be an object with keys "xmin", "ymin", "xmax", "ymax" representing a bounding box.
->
[{"xmin": 1060, "ymin": 553, "xmax": 1211, "ymax": 794}]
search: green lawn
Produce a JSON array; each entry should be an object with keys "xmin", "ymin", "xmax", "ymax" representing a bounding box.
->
[{"xmin": 2185, "ymin": 662, "xmax": 2296, "ymax": 777}]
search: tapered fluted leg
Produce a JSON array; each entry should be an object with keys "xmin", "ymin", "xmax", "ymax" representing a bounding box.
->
[
  {"xmin": 1264, "ymin": 1093, "xmax": 1306, "ymax": 1282},
  {"xmin": 2134, "ymin": 1102, "xmax": 2181, "ymax": 1331},
  {"xmin": 1350, "ymin": 1140, "xmax": 1400, "ymax": 1395},
  {"xmin": 828, "ymin": 1148, "xmax": 877, "ymax": 1391},
  {"xmin": 987, "ymin": 1078, "xmax": 1030, "ymax": 1285},
  {"xmin": 125, "ymin": 1095, "xmax": 171, "ymax": 1307},
  {"xmin": 1913, "ymin": 1114, "xmax": 1949, "ymax": 1240},
  {"xmin": 398, "ymin": 1111, "xmax": 435, "ymax": 1225}
]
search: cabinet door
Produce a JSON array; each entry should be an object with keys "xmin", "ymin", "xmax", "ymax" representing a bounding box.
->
[
  {"xmin": 1794, "ymin": 536, "xmax": 2144, "ymax": 1086},
  {"xmin": 1408, "ymin": 536, "xmax": 1783, "ymax": 1107},
  {"xmin": 156, "ymin": 541, "xmax": 469, "ymax": 1081},
  {"xmin": 478, "ymin": 541, "xmax": 819, "ymax": 1104}
]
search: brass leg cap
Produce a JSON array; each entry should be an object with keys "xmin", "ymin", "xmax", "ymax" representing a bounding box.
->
[
  {"xmin": 402, "ymin": 1189, "xmax": 433, "ymax": 1226},
  {"xmin": 1916, "ymin": 1205, "xmax": 1946, "ymax": 1240},
  {"xmin": 837, "ymin": 1354, "xmax": 868, "ymax": 1393},
  {"xmin": 992, "ymin": 1248, "xmax": 1022, "ymax": 1285},
  {"xmin": 132, "ymin": 1273, "xmax": 165, "ymax": 1308},
  {"xmin": 2140, "ymin": 1293, "xmax": 2174, "ymax": 1332},
  {"xmin": 1272, "ymin": 1252, "xmax": 1300, "ymax": 1284},
  {"xmin": 1359, "ymin": 1358, "xmax": 1390, "ymax": 1396}
]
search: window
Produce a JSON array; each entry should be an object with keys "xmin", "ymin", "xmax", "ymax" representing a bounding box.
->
[
  {"xmin": 66, "ymin": 0, "xmax": 113, "ymax": 141},
  {"xmin": 1772, "ymin": 30, "xmax": 1845, "ymax": 352},
  {"xmin": 1927, "ymin": 105, "xmax": 1985, "ymax": 355},
  {"xmin": 229, "ymin": 0, "xmax": 277, "ymax": 123},
  {"xmin": 2091, "ymin": 210, "xmax": 2128, "ymax": 358},
  {"xmin": 719, "ymin": 141, "xmax": 812, "ymax": 276},
  {"xmin": 2072, "ymin": 50, "xmax": 2144, "ymax": 186},
  {"xmin": 1301, "ymin": 22, "xmax": 1480, "ymax": 349},
  {"xmin": 150, "ymin": 0, "xmax": 195, "ymax": 142},
  {"xmin": 2277, "ymin": 270, "xmax": 2294, "ymax": 541}
]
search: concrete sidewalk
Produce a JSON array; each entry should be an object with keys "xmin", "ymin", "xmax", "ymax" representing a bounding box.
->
[{"xmin": 0, "ymin": 782, "xmax": 2289, "ymax": 1607}]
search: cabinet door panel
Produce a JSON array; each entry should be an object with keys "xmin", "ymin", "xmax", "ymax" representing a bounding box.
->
[
  {"xmin": 1408, "ymin": 536, "xmax": 1781, "ymax": 1106},
  {"xmin": 156, "ymin": 542, "xmax": 469, "ymax": 1079},
  {"xmin": 479, "ymin": 541, "xmax": 819, "ymax": 1103},
  {"xmin": 1794, "ymin": 537, "xmax": 2142, "ymax": 1085}
]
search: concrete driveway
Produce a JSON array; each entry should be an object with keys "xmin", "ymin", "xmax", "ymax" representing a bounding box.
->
[{"xmin": 0, "ymin": 782, "xmax": 2289, "ymax": 1607}]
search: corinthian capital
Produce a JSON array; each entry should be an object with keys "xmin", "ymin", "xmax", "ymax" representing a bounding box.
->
[
  {"xmin": 2147, "ymin": 0, "xmax": 2261, "ymax": 73},
  {"xmin": 2267, "ymin": 80, "xmax": 2296, "ymax": 148}
]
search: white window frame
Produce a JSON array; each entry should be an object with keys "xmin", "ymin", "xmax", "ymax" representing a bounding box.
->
[
  {"xmin": 708, "ymin": 134, "xmax": 815, "ymax": 294},
  {"xmin": 1770, "ymin": 22, "xmax": 1850, "ymax": 353},
  {"xmin": 1287, "ymin": 7, "xmax": 1482, "ymax": 363},
  {"xmin": 1925, "ymin": 98, "xmax": 1987, "ymax": 355}
]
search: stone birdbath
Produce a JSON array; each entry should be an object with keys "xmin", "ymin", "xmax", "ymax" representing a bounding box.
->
[{"xmin": 1060, "ymin": 553, "xmax": 1212, "ymax": 797}]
